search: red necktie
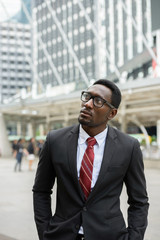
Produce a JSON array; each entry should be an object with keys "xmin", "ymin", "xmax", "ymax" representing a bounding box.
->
[{"xmin": 79, "ymin": 137, "xmax": 96, "ymax": 199}]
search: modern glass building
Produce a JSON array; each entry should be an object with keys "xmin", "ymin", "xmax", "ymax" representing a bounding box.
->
[
  {"xmin": 0, "ymin": 0, "xmax": 32, "ymax": 103},
  {"xmin": 0, "ymin": 22, "xmax": 32, "ymax": 103},
  {"xmin": 32, "ymin": 0, "xmax": 156, "ymax": 90}
]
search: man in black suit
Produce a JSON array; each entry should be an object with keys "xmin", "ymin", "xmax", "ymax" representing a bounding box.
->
[{"xmin": 33, "ymin": 79, "xmax": 149, "ymax": 240}]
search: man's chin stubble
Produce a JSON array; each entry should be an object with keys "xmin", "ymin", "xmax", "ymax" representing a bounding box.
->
[{"xmin": 78, "ymin": 117, "xmax": 95, "ymax": 127}]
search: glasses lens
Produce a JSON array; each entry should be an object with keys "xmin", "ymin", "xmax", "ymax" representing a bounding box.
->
[
  {"xmin": 81, "ymin": 92, "xmax": 91, "ymax": 102},
  {"xmin": 94, "ymin": 97, "xmax": 103, "ymax": 107}
]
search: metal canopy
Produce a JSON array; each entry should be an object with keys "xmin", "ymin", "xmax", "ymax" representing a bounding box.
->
[{"xmin": 1, "ymin": 78, "xmax": 160, "ymax": 128}]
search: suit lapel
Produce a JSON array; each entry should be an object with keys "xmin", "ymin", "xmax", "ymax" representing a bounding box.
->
[
  {"xmin": 87, "ymin": 126, "xmax": 117, "ymax": 201},
  {"xmin": 67, "ymin": 124, "xmax": 85, "ymax": 200}
]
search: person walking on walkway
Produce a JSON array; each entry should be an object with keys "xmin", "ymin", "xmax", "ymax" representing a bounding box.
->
[
  {"xmin": 27, "ymin": 137, "xmax": 36, "ymax": 171},
  {"xmin": 37, "ymin": 139, "xmax": 44, "ymax": 156},
  {"xmin": 12, "ymin": 139, "xmax": 18, "ymax": 158},
  {"xmin": 33, "ymin": 79, "xmax": 149, "ymax": 240},
  {"xmin": 14, "ymin": 138, "xmax": 24, "ymax": 172}
]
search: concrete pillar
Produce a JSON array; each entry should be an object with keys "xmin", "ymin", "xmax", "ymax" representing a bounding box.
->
[
  {"xmin": 46, "ymin": 114, "xmax": 51, "ymax": 132},
  {"xmin": 157, "ymin": 120, "xmax": 160, "ymax": 149},
  {"xmin": 120, "ymin": 116, "xmax": 127, "ymax": 133},
  {"xmin": 17, "ymin": 122, "xmax": 22, "ymax": 136},
  {"xmin": 63, "ymin": 121, "xmax": 69, "ymax": 127},
  {"xmin": 21, "ymin": 122, "xmax": 27, "ymax": 138},
  {"xmin": 119, "ymin": 102, "xmax": 127, "ymax": 133},
  {"xmin": 39, "ymin": 124, "xmax": 44, "ymax": 136},
  {"xmin": 27, "ymin": 123, "xmax": 34, "ymax": 137},
  {"xmin": 63, "ymin": 111, "xmax": 69, "ymax": 127},
  {"xmin": 156, "ymin": 30, "xmax": 160, "ymax": 77},
  {"xmin": 0, "ymin": 112, "xmax": 12, "ymax": 157}
]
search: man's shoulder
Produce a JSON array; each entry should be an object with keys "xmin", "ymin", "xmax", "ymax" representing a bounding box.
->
[
  {"xmin": 48, "ymin": 124, "xmax": 79, "ymax": 138},
  {"xmin": 109, "ymin": 126, "xmax": 138, "ymax": 144}
]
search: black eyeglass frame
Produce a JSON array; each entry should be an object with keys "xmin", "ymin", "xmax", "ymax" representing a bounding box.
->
[{"xmin": 81, "ymin": 91, "xmax": 116, "ymax": 109}]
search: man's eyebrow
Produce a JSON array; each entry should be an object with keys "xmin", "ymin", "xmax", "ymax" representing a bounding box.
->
[
  {"xmin": 86, "ymin": 91, "xmax": 102, "ymax": 96},
  {"xmin": 86, "ymin": 91, "xmax": 107, "ymax": 99}
]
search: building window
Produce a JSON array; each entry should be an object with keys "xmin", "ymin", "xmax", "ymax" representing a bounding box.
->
[
  {"xmin": 79, "ymin": 11, "xmax": 84, "ymax": 17},
  {"xmin": 79, "ymin": 26, "xmax": 85, "ymax": 33},
  {"xmin": 73, "ymin": 14, "xmax": 78, "ymax": 20},
  {"xmin": 87, "ymin": 56, "xmax": 92, "ymax": 63},
  {"xmin": 74, "ymin": 29, "xmax": 78, "ymax": 35},
  {"xmin": 57, "ymin": 8, "xmax": 61, "ymax": 13},
  {"xmin": 80, "ymin": 42, "xmax": 85, "ymax": 49},
  {"xmin": 69, "ymin": 62, "xmax": 73, "ymax": 68},
  {"xmin": 80, "ymin": 58, "xmax": 85, "ymax": 65},
  {"xmin": 74, "ymin": 45, "xmax": 79, "ymax": 51},
  {"xmin": 58, "ymin": 66, "xmax": 62, "ymax": 71}
]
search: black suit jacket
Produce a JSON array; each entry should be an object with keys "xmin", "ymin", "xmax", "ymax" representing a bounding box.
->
[{"xmin": 33, "ymin": 125, "xmax": 149, "ymax": 240}]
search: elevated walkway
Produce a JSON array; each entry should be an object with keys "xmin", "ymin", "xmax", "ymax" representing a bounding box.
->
[
  {"xmin": 0, "ymin": 77, "xmax": 160, "ymax": 127},
  {"xmin": 0, "ymin": 77, "xmax": 160, "ymax": 157}
]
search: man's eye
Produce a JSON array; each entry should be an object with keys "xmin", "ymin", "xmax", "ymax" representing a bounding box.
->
[
  {"xmin": 84, "ymin": 94, "xmax": 91, "ymax": 100},
  {"xmin": 95, "ymin": 97, "xmax": 103, "ymax": 104}
]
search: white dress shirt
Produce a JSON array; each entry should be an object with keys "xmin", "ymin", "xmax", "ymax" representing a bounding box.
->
[{"xmin": 77, "ymin": 125, "xmax": 108, "ymax": 234}]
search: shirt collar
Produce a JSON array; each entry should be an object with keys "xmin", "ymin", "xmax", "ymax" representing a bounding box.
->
[{"xmin": 79, "ymin": 125, "xmax": 108, "ymax": 146}]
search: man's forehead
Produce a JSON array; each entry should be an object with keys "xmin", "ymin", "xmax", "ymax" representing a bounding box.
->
[{"xmin": 87, "ymin": 84, "xmax": 112, "ymax": 97}]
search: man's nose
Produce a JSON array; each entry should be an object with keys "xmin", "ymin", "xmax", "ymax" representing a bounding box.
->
[{"xmin": 84, "ymin": 98, "xmax": 94, "ymax": 108}]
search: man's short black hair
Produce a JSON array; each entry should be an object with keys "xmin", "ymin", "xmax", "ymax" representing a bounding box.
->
[{"xmin": 93, "ymin": 79, "xmax": 121, "ymax": 109}]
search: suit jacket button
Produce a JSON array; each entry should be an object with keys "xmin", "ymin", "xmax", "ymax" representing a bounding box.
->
[
  {"xmin": 83, "ymin": 206, "xmax": 87, "ymax": 211},
  {"xmin": 75, "ymin": 224, "xmax": 80, "ymax": 229}
]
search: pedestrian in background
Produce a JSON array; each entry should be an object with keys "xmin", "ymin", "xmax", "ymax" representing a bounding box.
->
[
  {"xmin": 12, "ymin": 139, "xmax": 18, "ymax": 158},
  {"xmin": 27, "ymin": 137, "xmax": 35, "ymax": 171},
  {"xmin": 37, "ymin": 139, "xmax": 44, "ymax": 156},
  {"xmin": 14, "ymin": 138, "xmax": 24, "ymax": 172}
]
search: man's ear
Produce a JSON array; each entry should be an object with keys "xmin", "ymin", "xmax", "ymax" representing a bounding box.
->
[{"xmin": 107, "ymin": 109, "xmax": 117, "ymax": 120}]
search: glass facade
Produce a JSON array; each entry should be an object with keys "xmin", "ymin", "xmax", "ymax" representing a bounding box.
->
[
  {"xmin": 0, "ymin": 22, "xmax": 32, "ymax": 103},
  {"xmin": 33, "ymin": 0, "xmax": 153, "ymax": 90},
  {"xmin": 33, "ymin": 0, "xmax": 96, "ymax": 90}
]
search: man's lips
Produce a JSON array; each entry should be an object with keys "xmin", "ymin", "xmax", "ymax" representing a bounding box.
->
[{"xmin": 80, "ymin": 109, "xmax": 92, "ymax": 117}]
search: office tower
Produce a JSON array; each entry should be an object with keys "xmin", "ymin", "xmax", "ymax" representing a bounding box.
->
[
  {"xmin": 0, "ymin": 0, "xmax": 32, "ymax": 103},
  {"xmin": 0, "ymin": 22, "xmax": 32, "ymax": 103},
  {"xmin": 33, "ymin": 0, "xmax": 156, "ymax": 90}
]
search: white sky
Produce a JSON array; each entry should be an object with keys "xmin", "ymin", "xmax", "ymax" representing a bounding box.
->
[{"xmin": 0, "ymin": 0, "xmax": 21, "ymax": 22}]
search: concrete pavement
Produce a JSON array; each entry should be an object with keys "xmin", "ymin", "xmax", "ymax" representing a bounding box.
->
[
  {"xmin": 0, "ymin": 234, "xmax": 17, "ymax": 240},
  {"xmin": 0, "ymin": 157, "xmax": 159, "ymax": 240}
]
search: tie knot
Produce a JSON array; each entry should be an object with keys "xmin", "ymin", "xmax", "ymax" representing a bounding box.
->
[{"xmin": 87, "ymin": 137, "xmax": 96, "ymax": 147}]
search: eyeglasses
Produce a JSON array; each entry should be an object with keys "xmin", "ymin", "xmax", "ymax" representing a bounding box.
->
[{"xmin": 81, "ymin": 91, "xmax": 115, "ymax": 109}]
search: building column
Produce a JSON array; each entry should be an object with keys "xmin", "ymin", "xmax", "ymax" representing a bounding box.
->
[
  {"xmin": 156, "ymin": 30, "xmax": 160, "ymax": 76},
  {"xmin": 157, "ymin": 120, "xmax": 160, "ymax": 149},
  {"xmin": 46, "ymin": 114, "xmax": 51, "ymax": 132},
  {"xmin": 63, "ymin": 111, "xmax": 69, "ymax": 127},
  {"xmin": 119, "ymin": 100, "xmax": 127, "ymax": 133},
  {"xmin": 17, "ymin": 122, "xmax": 22, "ymax": 136},
  {"xmin": 120, "ymin": 115, "xmax": 127, "ymax": 133},
  {"xmin": 0, "ymin": 112, "xmax": 12, "ymax": 157},
  {"xmin": 21, "ymin": 122, "xmax": 27, "ymax": 139},
  {"xmin": 39, "ymin": 124, "xmax": 44, "ymax": 136},
  {"xmin": 27, "ymin": 123, "xmax": 34, "ymax": 138}
]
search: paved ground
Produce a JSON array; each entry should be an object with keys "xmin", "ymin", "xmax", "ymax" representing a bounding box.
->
[{"xmin": 0, "ymin": 157, "xmax": 159, "ymax": 240}]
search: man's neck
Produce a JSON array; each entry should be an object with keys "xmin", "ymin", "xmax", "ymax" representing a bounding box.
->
[{"xmin": 81, "ymin": 124, "xmax": 107, "ymax": 137}]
